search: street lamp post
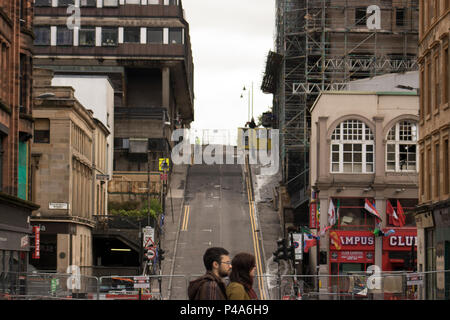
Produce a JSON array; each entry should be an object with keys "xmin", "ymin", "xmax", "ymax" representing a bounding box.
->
[{"xmin": 241, "ymin": 82, "xmax": 254, "ymax": 123}]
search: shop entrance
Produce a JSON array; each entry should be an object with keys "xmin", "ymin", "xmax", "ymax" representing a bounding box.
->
[{"xmin": 330, "ymin": 262, "xmax": 371, "ymax": 294}]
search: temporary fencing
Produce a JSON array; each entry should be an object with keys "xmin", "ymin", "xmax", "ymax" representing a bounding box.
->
[
  {"xmin": 258, "ymin": 270, "xmax": 450, "ymax": 300},
  {"xmin": 0, "ymin": 271, "xmax": 99, "ymax": 300},
  {"xmin": 98, "ymin": 274, "xmax": 188, "ymax": 300},
  {"xmin": 1, "ymin": 271, "xmax": 449, "ymax": 300}
]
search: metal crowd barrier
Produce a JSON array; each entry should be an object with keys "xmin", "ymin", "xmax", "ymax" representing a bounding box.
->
[
  {"xmin": 1, "ymin": 271, "xmax": 449, "ymax": 300},
  {"xmin": 257, "ymin": 270, "xmax": 450, "ymax": 300}
]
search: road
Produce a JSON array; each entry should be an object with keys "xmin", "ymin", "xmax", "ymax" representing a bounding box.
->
[{"xmin": 167, "ymin": 163, "xmax": 267, "ymax": 300}]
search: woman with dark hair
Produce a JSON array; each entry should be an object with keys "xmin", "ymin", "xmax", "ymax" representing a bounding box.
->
[{"xmin": 226, "ymin": 252, "xmax": 258, "ymax": 300}]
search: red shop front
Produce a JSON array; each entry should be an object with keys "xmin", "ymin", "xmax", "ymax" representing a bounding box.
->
[
  {"xmin": 329, "ymin": 231, "xmax": 375, "ymax": 293},
  {"xmin": 382, "ymin": 228, "xmax": 417, "ymax": 272},
  {"xmin": 329, "ymin": 230, "xmax": 375, "ymax": 273}
]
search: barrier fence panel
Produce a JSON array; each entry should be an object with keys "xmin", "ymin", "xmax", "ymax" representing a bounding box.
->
[
  {"xmin": 99, "ymin": 275, "xmax": 188, "ymax": 300},
  {"xmin": 0, "ymin": 272, "xmax": 100, "ymax": 300},
  {"xmin": 258, "ymin": 271, "xmax": 450, "ymax": 300},
  {"xmin": 1, "ymin": 271, "xmax": 448, "ymax": 300}
]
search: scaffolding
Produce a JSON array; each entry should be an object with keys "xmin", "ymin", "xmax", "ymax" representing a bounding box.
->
[{"xmin": 262, "ymin": 0, "xmax": 419, "ymax": 214}]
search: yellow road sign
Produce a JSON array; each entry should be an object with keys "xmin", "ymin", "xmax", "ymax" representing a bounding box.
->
[{"xmin": 159, "ymin": 158, "xmax": 170, "ymax": 171}]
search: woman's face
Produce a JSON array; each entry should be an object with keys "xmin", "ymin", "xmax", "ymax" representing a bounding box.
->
[{"xmin": 249, "ymin": 265, "xmax": 257, "ymax": 278}]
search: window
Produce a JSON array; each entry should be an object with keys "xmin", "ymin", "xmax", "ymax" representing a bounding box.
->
[
  {"xmin": 355, "ymin": 8, "xmax": 366, "ymax": 26},
  {"xmin": 444, "ymin": 45, "xmax": 449, "ymax": 105},
  {"xmin": 429, "ymin": 0, "xmax": 435, "ymax": 23},
  {"xmin": 34, "ymin": 119, "xmax": 50, "ymax": 144},
  {"xmin": 331, "ymin": 119, "xmax": 374, "ymax": 173},
  {"xmin": 434, "ymin": 54, "xmax": 440, "ymax": 109},
  {"xmin": 103, "ymin": 0, "xmax": 118, "ymax": 7},
  {"xmin": 335, "ymin": 198, "xmax": 376, "ymax": 231},
  {"xmin": 147, "ymin": 28, "xmax": 163, "ymax": 44},
  {"xmin": 20, "ymin": 0, "xmax": 26, "ymax": 20},
  {"xmin": 57, "ymin": 26, "xmax": 73, "ymax": 46},
  {"xmin": 123, "ymin": 27, "xmax": 140, "ymax": 43},
  {"xmin": 168, "ymin": 0, "xmax": 177, "ymax": 5},
  {"xmin": 80, "ymin": 0, "xmax": 96, "ymax": 7},
  {"xmin": 114, "ymin": 138, "xmax": 129, "ymax": 150},
  {"xmin": 59, "ymin": 0, "xmax": 75, "ymax": 6},
  {"xmin": 79, "ymin": 27, "xmax": 95, "ymax": 46},
  {"xmin": 435, "ymin": 143, "xmax": 440, "ymax": 197},
  {"xmin": 386, "ymin": 121, "xmax": 418, "ymax": 172},
  {"xmin": 19, "ymin": 54, "xmax": 28, "ymax": 113},
  {"xmin": 420, "ymin": 151, "xmax": 425, "ymax": 196},
  {"xmin": 169, "ymin": 28, "xmax": 183, "ymax": 44},
  {"xmin": 396, "ymin": 8, "xmax": 405, "ymax": 26},
  {"xmin": 426, "ymin": 58, "xmax": 432, "ymax": 116},
  {"xmin": 34, "ymin": 27, "xmax": 51, "ymax": 46},
  {"xmin": 427, "ymin": 146, "xmax": 432, "ymax": 200},
  {"xmin": 125, "ymin": 0, "xmax": 140, "ymax": 4},
  {"xmin": 102, "ymin": 27, "xmax": 118, "ymax": 46},
  {"xmin": 420, "ymin": 67, "xmax": 425, "ymax": 120},
  {"xmin": 386, "ymin": 199, "xmax": 418, "ymax": 227},
  {"xmin": 35, "ymin": 0, "xmax": 52, "ymax": 6},
  {"xmin": 0, "ymin": 135, "xmax": 3, "ymax": 192},
  {"xmin": 445, "ymin": 139, "xmax": 449, "ymax": 195}
]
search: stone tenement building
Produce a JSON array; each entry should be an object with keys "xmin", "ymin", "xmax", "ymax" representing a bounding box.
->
[
  {"xmin": 30, "ymin": 68, "xmax": 110, "ymax": 274},
  {"xmin": 415, "ymin": 0, "xmax": 450, "ymax": 300},
  {"xmin": 0, "ymin": 0, "xmax": 39, "ymax": 278}
]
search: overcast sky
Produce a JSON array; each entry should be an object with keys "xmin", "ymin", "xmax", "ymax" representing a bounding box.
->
[{"xmin": 182, "ymin": 0, "xmax": 276, "ymax": 142}]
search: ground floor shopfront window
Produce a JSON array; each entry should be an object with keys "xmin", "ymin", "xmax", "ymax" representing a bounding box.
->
[
  {"xmin": 328, "ymin": 230, "xmax": 375, "ymax": 295},
  {"xmin": 0, "ymin": 250, "xmax": 28, "ymax": 297}
]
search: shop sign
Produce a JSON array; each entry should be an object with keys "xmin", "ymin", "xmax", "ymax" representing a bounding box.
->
[
  {"xmin": 32, "ymin": 226, "xmax": 40, "ymax": 259},
  {"xmin": 406, "ymin": 273, "xmax": 423, "ymax": 286},
  {"xmin": 341, "ymin": 251, "xmax": 364, "ymax": 262},
  {"xmin": 383, "ymin": 229, "xmax": 417, "ymax": 251},
  {"xmin": 330, "ymin": 251, "xmax": 374, "ymax": 263},
  {"xmin": 49, "ymin": 203, "xmax": 68, "ymax": 210},
  {"xmin": 329, "ymin": 231, "xmax": 375, "ymax": 251},
  {"xmin": 309, "ymin": 201, "xmax": 318, "ymax": 229}
]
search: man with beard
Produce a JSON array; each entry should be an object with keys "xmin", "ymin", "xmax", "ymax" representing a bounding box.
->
[{"xmin": 188, "ymin": 247, "xmax": 232, "ymax": 300}]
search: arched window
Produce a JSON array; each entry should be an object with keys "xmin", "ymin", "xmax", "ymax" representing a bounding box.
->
[
  {"xmin": 331, "ymin": 119, "xmax": 374, "ymax": 173},
  {"xmin": 386, "ymin": 120, "xmax": 418, "ymax": 172}
]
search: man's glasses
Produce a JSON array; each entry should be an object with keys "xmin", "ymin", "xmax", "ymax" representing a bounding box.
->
[{"xmin": 220, "ymin": 261, "xmax": 232, "ymax": 265}]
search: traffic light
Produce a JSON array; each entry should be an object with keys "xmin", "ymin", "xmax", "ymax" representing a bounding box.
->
[
  {"xmin": 273, "ymin": 239, "xmax": 288, "ymax": 263},
  {"xmin": 287, "ymin": 244, "xmax": 295, "ymax": 261},
  {"xmin": 158, "ymin": 248, "xmax": 165, "ymax": 262}
]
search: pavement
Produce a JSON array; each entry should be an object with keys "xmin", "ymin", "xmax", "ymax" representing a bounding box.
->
[
  {"xmin": 159, "ymin": 163, "xmax": 189, "ymax": 299},
  {"xmin": 248, "ymin": 162, "xmax": 285, "ymax": 299}
]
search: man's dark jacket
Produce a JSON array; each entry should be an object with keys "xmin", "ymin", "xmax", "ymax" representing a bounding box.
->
[{"xmin": 188, "ymin": 271, "xmax": 227, "ymax": 300}]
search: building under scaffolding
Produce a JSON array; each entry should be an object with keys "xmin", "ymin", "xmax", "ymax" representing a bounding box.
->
[{"xmin": 262, "ymin": 0, "xmax": 419, "ymax": 224}]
